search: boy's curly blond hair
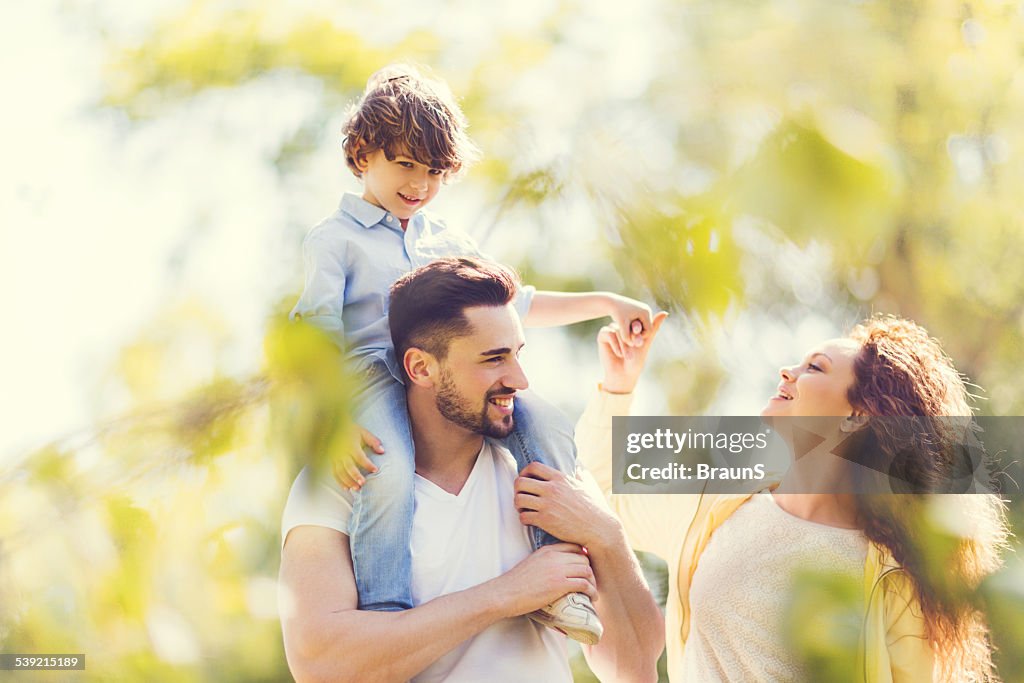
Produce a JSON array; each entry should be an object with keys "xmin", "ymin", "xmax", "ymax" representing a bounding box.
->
[{"xmin": 342, "ymin": 64, "xmax": 480, "ymax": 178}]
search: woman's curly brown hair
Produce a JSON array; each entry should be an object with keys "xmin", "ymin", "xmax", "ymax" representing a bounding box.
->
[
  {"xmin": 847, "ymin": 315, "xmax": 1009, "ymax": 681},
  {"xmin": 342, "ymin": 64, "xmax": 480, "ymax": 179}
]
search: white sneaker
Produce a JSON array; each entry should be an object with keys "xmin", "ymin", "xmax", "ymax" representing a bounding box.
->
[{"xmin": 528, "ymin": 592, "xmax": 603, "ymax": 645}]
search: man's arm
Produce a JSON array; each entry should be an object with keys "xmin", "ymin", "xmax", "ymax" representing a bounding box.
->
[
  {"xmin": 280, "ymin": 526, "xmax": 596, "ymax": 683},
  {"xmin": 582, "ymin": 513, "xmax": 665, "ymax": 683},
  {"xmin": 515, "ymin": 464, "xmax": 664, "ymax": 683}
]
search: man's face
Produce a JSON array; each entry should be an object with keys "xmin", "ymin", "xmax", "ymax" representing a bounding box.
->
[{"xmin": 433, "ymin": 304, "xmax": 529, "ymax": 438}]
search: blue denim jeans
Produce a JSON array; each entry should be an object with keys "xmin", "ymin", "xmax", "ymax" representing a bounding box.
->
[{"xmin": 349, "ymin": 359, "xmax": 578, "ymax": 611}]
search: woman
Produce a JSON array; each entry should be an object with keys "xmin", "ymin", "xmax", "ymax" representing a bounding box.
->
[{"xmin": 578, "ymin": 314, "xmax": 1009, "ymax": 681}]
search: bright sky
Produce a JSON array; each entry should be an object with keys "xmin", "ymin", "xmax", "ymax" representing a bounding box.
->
[
  {"xmin": 0, "ymin": 0, "xmax": 288, "ymax": 458},
  {"xmin": 0, "ymin": 0, "xmax": 843, "ymax": 464}
]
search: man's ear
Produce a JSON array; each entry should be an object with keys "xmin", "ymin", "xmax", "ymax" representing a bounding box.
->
[
  {"xmin": 404, "ymin": 348, "xmax": 438, "ymax": 387},
  {"xmin": 840, "ymin": 413, "xmax": 870, "ymax": 433}
]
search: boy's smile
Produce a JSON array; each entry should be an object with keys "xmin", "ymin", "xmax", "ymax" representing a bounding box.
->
[
  {"xmin": 358, "ymin": 149, "xmax": 444, "ymax": 228},
  {"xmin": 398, "ymin": 192, "xmax": 423, "ymax": 207}
]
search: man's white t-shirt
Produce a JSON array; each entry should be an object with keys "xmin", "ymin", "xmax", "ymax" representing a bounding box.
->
[{"xmin": 281, "ymin": 440, "xmax": 571, "ymax": 683}]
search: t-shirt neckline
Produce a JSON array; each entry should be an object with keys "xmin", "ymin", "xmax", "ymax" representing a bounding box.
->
[
  {"xmin": 414, "ymin": 442, "xmax": 489, "ymax": 503},
  {"xmin": 762, "ymin": 491, "xmax": 865, "ymax": 535}
]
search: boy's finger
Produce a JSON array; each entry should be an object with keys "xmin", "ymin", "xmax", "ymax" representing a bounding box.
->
[
  {"xmin": 360, "ymin": 428, "xmax": 385, "ymax": 454},
  {"xmin": 356, "ymin": 450, "xmax": 378, "ymax": 473},
  {"xmin": 345, "ymin": 462, "xmax": 365, "ymax": 489},
  {"xmin": 615, "ymin": 326, "xmax": 633, "ymax": 350},
  {"xmin": 629, "ymin": 318, "xmax": 648, "ymax": 347},
  {"xmin": 333, "ymin": 463, "xmax": 355, "ymax": 489}
]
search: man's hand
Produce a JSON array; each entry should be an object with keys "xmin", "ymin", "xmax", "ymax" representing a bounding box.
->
[
  {"xmin": 605, "ymin": 294, "xmax": 654, "ymax": 352},
  {"xmin": 599, "ymin": 311, "xmax": 668, "ymax": 394},
  {"xmin": 514, "ymin": 462, "xmax": 618, "ymax": 551},
  {"xmin": 332, "ymin": 425, "xmax": 384, "ymax": 490},
  {"xmin": 490, "ymin": 543, "xmax": 597, "ymax": 617}
]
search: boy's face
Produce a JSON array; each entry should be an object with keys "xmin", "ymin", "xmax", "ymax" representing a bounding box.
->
[{"xmin": 357, "ymin": 148, "xmax": 445, "ymax": 227}]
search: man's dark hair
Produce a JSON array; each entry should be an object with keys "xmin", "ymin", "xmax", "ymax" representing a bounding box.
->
[{"xmin": 389, "ymin": 257, "xmax": 519, "ymax": 379}]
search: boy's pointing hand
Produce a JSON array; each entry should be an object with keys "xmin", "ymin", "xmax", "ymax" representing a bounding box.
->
[
  {"xmin": 605, "ymin": 294, "xmax": 653, "ymax": 350},
  {"xmin": 598, "ymin": 310, "xmax": 668, "ymax": 394}
]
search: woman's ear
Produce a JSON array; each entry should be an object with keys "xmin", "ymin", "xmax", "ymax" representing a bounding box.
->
[{"xmin": 840, "ymin": 413, "xmax": 870, "ymax": 433}]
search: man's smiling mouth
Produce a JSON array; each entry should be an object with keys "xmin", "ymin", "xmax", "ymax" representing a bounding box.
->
[{"xmin": 489, "ymin": 395, "xmax": 514, "ymax": 414}]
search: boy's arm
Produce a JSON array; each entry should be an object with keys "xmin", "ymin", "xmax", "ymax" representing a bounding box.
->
[
  {"xmin": 291, "ymin": 230, "xmax": 348, "ymax": 351},
  {"xmin": 290, "ymin": 231, "xmax": 388, "ymax": 489},
  {"xmin": 523, "ymin": 291, "xmax": 653, "ymax": 348},
  {"xmin": 280, "ymin": 527, "xmax": 596, "ymax": 683}
]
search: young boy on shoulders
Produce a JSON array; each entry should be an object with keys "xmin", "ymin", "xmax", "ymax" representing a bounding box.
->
[{"xmin": 291, "ymin": 63, "xmax": 652, "ymax": 645}]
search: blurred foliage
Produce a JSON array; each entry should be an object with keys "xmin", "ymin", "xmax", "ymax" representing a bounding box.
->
[
  {"xmin": 785, "ymin": 569, "xmax": 862, "ymax": 683},
  {"xmin": 263, "ymin": 316, "xmax": 359, "ymax": 480},
  {"xmin": 98, "ymin": 0, "xmax": 1024, "ymax": 414},
  {"xmin": 0, "ymin": 311, "xmax": 351, "ymax": 680},
  {"xmin": 983, "ymin": 558, "xmax": 1024, "ymax": 677},
  {"xmin": 3, "ymin": 0, "xmax": 1023, "ymax": 680}
]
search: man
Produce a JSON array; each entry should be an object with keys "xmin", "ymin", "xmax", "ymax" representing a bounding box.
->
[{"xmin": 279, "ymin": 257, "xmax": 664, "ymax": 683}]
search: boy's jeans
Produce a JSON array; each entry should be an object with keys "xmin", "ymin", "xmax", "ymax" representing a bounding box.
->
[{"xmin": 350, "ymin": 359, "xmax": 578, "ymax": 612}]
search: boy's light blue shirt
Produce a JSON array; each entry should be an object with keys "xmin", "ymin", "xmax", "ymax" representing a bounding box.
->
[{"xmin": 291, "ymin": 193, "xmax": 535, "ymax": 374}]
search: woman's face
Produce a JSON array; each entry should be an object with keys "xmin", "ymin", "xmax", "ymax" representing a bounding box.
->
[{"xmin": 761, "ymin": 338, "xmax": 861, "ymax": 418}]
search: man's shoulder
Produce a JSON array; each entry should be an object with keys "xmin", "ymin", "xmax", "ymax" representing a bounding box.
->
[{"xmin": 281, "ymin": 466, "xmax": 353, "ymax": 549}]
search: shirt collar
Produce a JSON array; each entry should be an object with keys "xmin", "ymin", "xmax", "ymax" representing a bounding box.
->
[{"xmin": 339, "ymin": 192, "xmax": 388, "ymax": 229}]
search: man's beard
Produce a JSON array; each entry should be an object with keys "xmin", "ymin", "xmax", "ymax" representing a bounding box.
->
[{"xmin": 435, "ymin": 368, "xmax": 515, "ymax": 438}]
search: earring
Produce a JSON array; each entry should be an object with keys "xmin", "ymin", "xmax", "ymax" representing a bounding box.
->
[{"xmin": 840, "ymin": 415, "xmax": 869, "ymax": 433}]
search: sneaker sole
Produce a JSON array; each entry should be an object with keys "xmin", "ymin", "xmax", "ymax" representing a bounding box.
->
[{"xmin": 527, "ymin": 610, "xmax": 602, "ymax": 646}]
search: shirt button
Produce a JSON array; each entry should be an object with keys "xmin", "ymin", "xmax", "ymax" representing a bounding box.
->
[{"xmin": 386, "ymin": 216, "xmax": 392, "ymax": 223}]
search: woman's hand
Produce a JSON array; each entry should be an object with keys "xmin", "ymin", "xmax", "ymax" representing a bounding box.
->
[
  {"xmin": 598, "ymin": 311, "xmax": 668, "ymax": 394},
  {"xmin": 604, "ymin": 294, "xmax": 654, "ymax": 353}
]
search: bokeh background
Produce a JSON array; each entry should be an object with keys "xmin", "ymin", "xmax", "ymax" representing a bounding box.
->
[{"xmin": 2, "ymin": 0, "xmax": 1023, "ymax": 680}]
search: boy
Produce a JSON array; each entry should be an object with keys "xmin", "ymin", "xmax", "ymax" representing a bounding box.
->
[{"xmin": 291, "ymin": 64, "xmax": 652, "ymax": 645}]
